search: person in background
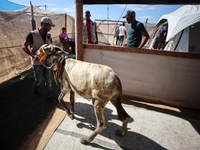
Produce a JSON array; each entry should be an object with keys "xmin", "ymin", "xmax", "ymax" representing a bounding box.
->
[
  {"xmin": 149, "ymin": 23, "xmax": 168, "ymax": 49},
  {"xmin": 114, "ymin": 25, "xmax": 119, "ymax": 45},
  {"xmin": 59, "ymin": 27, "xmax": 69, "ymax": 51},
  {"xmin": 22, "ymin": 17, "xmax": 58, "ymax": 106},
  {"xmin": 59, "ymin": 27, "xmax": 75, "ymax": 54},
  {"xmin": 118, "ymin": 22, "xmax": 126, "ymax": 46},
  {"xmin": 122, "ymin": 10, "xmax": 149, "ymax": 48},
  {"xmin": 161, "ymin": 30, "xmax": 168, "ymax": 50},
  {"xmin": 83, "ymin": 10, "xmax": 98, "ymax": 44}
]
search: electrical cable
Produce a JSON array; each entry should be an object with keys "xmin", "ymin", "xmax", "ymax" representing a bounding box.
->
[{"xmin": 106, "ymin": 4, "xmax": 127, "ymax": 43}]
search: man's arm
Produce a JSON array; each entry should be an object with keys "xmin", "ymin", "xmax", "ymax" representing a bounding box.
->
[
  {"xmin": 95, "ymin": 22, "xmax": 98, "ymax": 44},
  {"xmin": 138, "ymin": 32, "xmax": 149, "ymax": 49},
  {"xmin": 95, "ymin": 30, "xmax": 98, "ymax": 44},
  {"xmin": 152, "ymin": 28, "xmax": 158, "ymax": 38},
  {"xmin": 22, "ymin": 41, "xmax": 39, "ymax": 61},
  {"xmin": 117, "ymin": 28, "xmax": 119, "ymax": 35},
  {"xmin": 59, "ymin": 36, "xmax": 65, "ymax": 43},
  {"xmin": 124, "ymin": 27, "xmax": 127, "ymax": 37},
  {"xmin": 163, "ymin": 31, "xmax": 167, "ymax": 37},
  {"xmin": 123, "ymin": 43, "xmax": 127, "ymax": 47}
]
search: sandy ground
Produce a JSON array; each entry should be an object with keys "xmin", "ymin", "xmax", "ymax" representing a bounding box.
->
[{"xmin": 19, "ymin": 95, "xmax": 200, "ymax": 150}]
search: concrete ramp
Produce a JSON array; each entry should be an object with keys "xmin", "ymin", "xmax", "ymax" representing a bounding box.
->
[{"xmin": 44, "ymin": 97, "xmax": 200, "ymax": 150}]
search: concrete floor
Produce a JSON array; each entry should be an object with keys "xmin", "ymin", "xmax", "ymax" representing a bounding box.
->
[{"xmin": 44, "ymin": 97, "xmax": 200, "ymax": 150}]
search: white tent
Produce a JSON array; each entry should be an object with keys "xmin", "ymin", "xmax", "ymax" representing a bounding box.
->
[{"xmin": 156, "ymin": 5, "xmax": 200, "ymax": 52}]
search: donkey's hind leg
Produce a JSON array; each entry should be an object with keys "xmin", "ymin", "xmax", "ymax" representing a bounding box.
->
[
  {"xmin": 110, "ymin": 94, "xmax": 129, "ymax": 136},
  {"xmin": 69, "ymin": 90, "xmax": 75, "ymax": 119},
  {"xmin": 80, "ymin": 99, "xmax": 107, "ymax": 144}
]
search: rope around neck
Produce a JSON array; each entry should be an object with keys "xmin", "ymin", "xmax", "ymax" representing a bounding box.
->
[
  {"xmin": 35, "ymin": 45, "xmax": 69, "ymax": 69},
  {"xmin": 33, "ymin": 57, "xmax": 54, "ymax": 69}
]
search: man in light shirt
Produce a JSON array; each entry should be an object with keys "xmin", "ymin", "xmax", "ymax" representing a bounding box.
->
[{"xmin": 118, "ymin": 22, "xmax": 126, "ymax": 46}]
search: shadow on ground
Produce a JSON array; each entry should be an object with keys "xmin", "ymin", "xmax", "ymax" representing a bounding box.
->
[
  {"xmin": 0, "ymin": 69, "xmax": 59, "ymax": 150},
  {"xmin": 68, "ymin": 102, "xmax": 167, "ymax": 150}
]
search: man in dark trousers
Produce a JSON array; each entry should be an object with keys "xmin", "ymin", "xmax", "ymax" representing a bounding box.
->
[{"xmin": 22, "ymin": 17, "xmax": 58, "ymax": 106}]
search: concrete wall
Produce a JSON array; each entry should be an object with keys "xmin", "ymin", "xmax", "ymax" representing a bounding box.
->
[
  {"xmin": 67, "ymin": 15, "xmax": 75, "ymax": 38},
  {"xmin": 83, "ymin": 45, "xmax": 200, "ymax": 109}
]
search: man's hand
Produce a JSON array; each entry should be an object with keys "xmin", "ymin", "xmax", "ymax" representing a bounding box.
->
[
  {"xmin": 123, "ymin": 43, "xmax": 127, "ymax": 47},
  {"xmin": 33, "ymin": 55, "xmax": 40, "ymax": 61}
]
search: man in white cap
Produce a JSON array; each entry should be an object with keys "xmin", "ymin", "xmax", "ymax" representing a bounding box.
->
[
  {"xmin": 122, "ymin": 10, "xmax": 149, "ymax": 48},
  {"xmin": 22, "ymin": 17, "xmax": 58, "ymax": 106}
]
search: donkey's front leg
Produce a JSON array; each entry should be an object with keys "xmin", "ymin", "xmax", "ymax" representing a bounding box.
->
[{"xmin": 58, "ymin": 88, "xmax": 74, "ymax": 119}]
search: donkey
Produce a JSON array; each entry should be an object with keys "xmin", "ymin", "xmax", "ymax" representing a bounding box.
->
[{"xmin": 37, "ymin": 44, "xmax": 129, "ymax": 144}]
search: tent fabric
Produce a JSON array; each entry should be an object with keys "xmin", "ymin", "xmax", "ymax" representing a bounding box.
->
[
  {"xmin": 0, "ymin": 0, "xmax": 27, "ymax": 11},
  {"xmin": 0, "ymin": 6, "xmax": 75, "ymax": 84},
  {"xmin": 157, "ymin": 5, "xmax": 200, "ymax": 42},
  {"xmin": 164, "ymin": 27, "xmax": 189, "ymax": 52}
]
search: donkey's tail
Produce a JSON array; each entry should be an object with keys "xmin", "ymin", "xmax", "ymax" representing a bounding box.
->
[{"xmin": 110, "ymin": 75, "xmax": 129, "ymax": 121}]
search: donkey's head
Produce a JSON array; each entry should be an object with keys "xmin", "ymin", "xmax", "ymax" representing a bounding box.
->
[{"xmin": 37, "ymin": 44, "xmax": 68, "ymax": 64}]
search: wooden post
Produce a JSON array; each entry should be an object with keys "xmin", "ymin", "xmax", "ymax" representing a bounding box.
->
[
  {"xmin": 144, "ymin": 18, "xmax": 148, "ymax": 28},
  {"xmin": 65, "ymin": 13, "xmax": 67, "ymax": 34},
  {"xmin": 30, "ymin": 1, "xmax": 36, "ymax": 30},
  {"xmin": 75, "ymin": 0, "xmax": 83, "ymax": 61}
]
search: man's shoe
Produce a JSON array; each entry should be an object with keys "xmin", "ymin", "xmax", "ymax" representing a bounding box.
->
[
  {"xmin": 32, "ymin": 90, "xmax": 40, "ymax": 98},
  {"xmin": 46, "ymin": 96, "xmax": 58, "ymax": 106}
]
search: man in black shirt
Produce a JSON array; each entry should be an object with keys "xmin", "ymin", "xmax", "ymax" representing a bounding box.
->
[{"xmin": 22, "ymin": 17, "xmax": 58, "ymax": 106}]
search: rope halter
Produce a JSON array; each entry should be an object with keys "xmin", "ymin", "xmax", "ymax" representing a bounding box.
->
[{"xmin": 36, "ymin": 44, "xmax": 68, "ymax": 69}]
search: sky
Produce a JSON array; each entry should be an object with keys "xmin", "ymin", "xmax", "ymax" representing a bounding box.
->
[{"xmin": 4, "ymin": 0, "xmax": 183, "ymax": 23}]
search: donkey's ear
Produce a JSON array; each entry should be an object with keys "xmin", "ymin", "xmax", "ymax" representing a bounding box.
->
[
  {"xmin": 43, "ymin": 44, "xmax": 55, "ymax": 52},
  {"xmin": 38, "ymin": 44, "xmax": 48, "ymax": 54}
]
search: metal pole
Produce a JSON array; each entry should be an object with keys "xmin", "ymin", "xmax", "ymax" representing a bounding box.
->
[{"xmin": 107, "ymin": 5, "xmax": 109, "ymax": 40}]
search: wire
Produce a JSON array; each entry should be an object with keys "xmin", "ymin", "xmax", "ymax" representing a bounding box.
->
[{"xmin": 106, "ymin": 4, "xmax": 127, "ymax": 43}]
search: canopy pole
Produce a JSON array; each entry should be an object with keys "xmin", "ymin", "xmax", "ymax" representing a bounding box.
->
[
  {"xmin": 144, "ymin": 18, "xmax": 148, "ymax": 28},
  {"xmin": 75, "ymin": 0, "xmax": 83, "ymax": 60},
  {"xmin": 65, "ymin": 13, "xmax": 67, "ymax": 34},
  {"xmin": 30, "ymin": 1, "xmax": 36, "ymax": 30}
]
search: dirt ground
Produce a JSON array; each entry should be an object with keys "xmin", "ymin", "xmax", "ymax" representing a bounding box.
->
[{"xmin": 19, "ymin": 95, "xmax": 200, "ymax": 150}]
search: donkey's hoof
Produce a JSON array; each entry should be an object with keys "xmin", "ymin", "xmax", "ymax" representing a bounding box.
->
[
  {"xmin": 69, "ymin": 114, "xmax": 74, "ymax": 120},
  {"xmin": 80, "ymin": 137, "xmax": 89, "ymax": 144},
  {"xmin": 115, "ymin": 130, "xmax": 124, "ymax": 136}
]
